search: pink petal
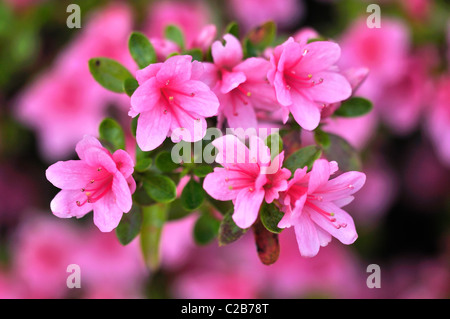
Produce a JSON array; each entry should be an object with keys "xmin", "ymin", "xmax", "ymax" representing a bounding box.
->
[
  {"xmin": 127, "ymin": 175, "xmax": 136, "ymax": 194},
  {"xmin": 232, "ymin": 188, "xmax": 265, "ymax": 228},
  {"xmin": 130, "ymin": 77, "xmax": 161, "ymax": 116},
  {"xmin": 289, "ymin": 90, "xmax": 321, "ymax": 131},
  {"xmin": 50, "ymin": 189, "xmax": 93, "ymax": 219},
  {"xmin": 112, "ymin": 149, "xmax": 135, "ymax": 178},
  {"xmin": 92, "ymin": 192, "xmax": 124, "ymax": 232},
  {"xmin": 249, "ymin": 135, "xmax": 271, "ymax": 166},
  {"xmin": 221, "ymin": 92, "xmax": 258, "ymax": 130},
  {"xmin": 212, "ymin": 135, "xmax": 250, "ymax": 166},
  {"xmin": 315, "ymin": 171, "xmax": 366, "ymax": 202},
  {"xmin": 136, "ymin": 106, "xmax": 171, "ymax": 151},
  {"xmin": 220, "ymin": 70, "xmax": 246, "ymax": 94},
  {"xmin": 308, "ymin": 159, "xmax": 331, "ymax": 194},
  {"xmin": 75, "ymin": 135, "xmax": 103, "ymax": 161},
  {"xmin": 156, "ymin": 55, "xmax": 192, "ymax": 85},
  {"xmin": 273, "ymin": 71, "xmax": 292, "ymax": 106},
  {"xmin": 171, "ymin": 80, "xmax": 219, "ymax": 117},
  {"xmin": 298, "ymin": 41, "xmax": 341, "ymax": 73},
  {"xmin": 203, "ymin": 167, "xmax": 240, "ymax": 201},
  {"xmin": 46, "ymin": 161, "xmax": 96, "ymax": 190},
  {"xmin": 211, "ymin": 34, "xmax": 243, "ymax": 69},
  {"xmin": 294, "ymin": 213, "xmax": 320, "ymax": 257},
  {"xmin": 234, "ymin": 57, "xmax": 271, "ymax": 82},
  {"xmin": 305, "ymin": 72, "xmax": 352, "ymax": 104},
  {"xmin": 112, "ymin": 172, "xmax": 133, "ymax": 213},
  {"xmin": 136, "ymin": 63, "xmax": 162, "ymax": 84},
  {"xmin": 308, "ymin": 202, "xmax": 357, "ymax": 245},
  {"xmin": 170, "ymin": 110, "xmax": 207, "ymax": 143}
]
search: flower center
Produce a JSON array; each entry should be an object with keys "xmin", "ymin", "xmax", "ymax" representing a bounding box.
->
[{"xmin": 76, "ymin": 167, "xmax": 113, "ymax": 206}]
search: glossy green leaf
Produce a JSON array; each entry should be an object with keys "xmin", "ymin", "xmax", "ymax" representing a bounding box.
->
[
  {"xmin": 128, "ymin": 31, "xmax": 156, "ymax": 69},
  {"xmin": 284, "ymin": 145, "xmax": 322, "ymax": 174},
  {"xmin": 89, "ymin": 57, "xmax": 133, "ymax": 93},
  {"xmin": 155, "ymin": 151, "xmax": 179, "ymax": 173},
  {"xmin": 253, "ymin": 219, "xmax": 280, "ymax": 265},
  {"xmin": 225, "ymin": 21, "xmax": 240, "ymax": 38},
  {"xmin": 116, "ymin": 205, "xmax": 142, "ymax": 245},
  {"xmin": 164, "ymin": 24, "xmax": 185, "ymax": 50},
  {"xmin": 99, "ymin": 118, "xmax": 125, "ymax": 151},
  {"xmin": 260, "ymin": 203, "xmax": 284, "ymax": 234},
  {"xmin": 322, "ymin": 133, "xmax": 362, "ymax": 171},
  {"xmin": 334, "ymin": 97, "xmax": 373, "ymax": 117},
  {"xmin": 143, "ymin": 175, "xmax": 177, "ymax": 203},
  {"xmin": 180, "ymin": 179, "xmax": 205, "ymax": 211},
  {"xmin": 193, "ymin": 213, "xmax": 220, "ymax": 245},
  {"xmin": 192, "ymin": 165, "xmax": 213, "ymax": 178},
  {"xmin": 123, "ymin": 77, "xmax": 139, "ymax": 97}
]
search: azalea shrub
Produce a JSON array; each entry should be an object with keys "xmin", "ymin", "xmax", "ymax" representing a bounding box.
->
[
  {"xmin": 2, "ymin": 0, "xmax": 450, "ymax": 299},
  {"xmin": 43, "ymin": 18, "xmax": 374, "ymax": 266}
]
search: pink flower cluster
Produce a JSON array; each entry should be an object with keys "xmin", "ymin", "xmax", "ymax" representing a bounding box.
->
[
  {"xmin": 130, "ymin": 33, "xmax": 352, "ymax": 151},
  {"xmin": 203, "ymin": 135, "xmax": 366, "ymax": 257}
]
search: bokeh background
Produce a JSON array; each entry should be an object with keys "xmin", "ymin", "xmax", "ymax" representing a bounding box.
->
[{"xmin": 0, "ymin": 0, "xmax": 449, "ymax": 298}]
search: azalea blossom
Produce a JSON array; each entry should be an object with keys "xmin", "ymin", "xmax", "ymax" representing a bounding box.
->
[
  {"xmin": 267, "ymin": 38, "xmax": 352, "ymax": 130},
  {"xmin": 203, "ymin": 135, "xmax": 291, "ymax": 228},
  {"xmin": 130, "ymin": 55, "xmax": 219, "ymax": 151},
  {"xmin": 278, "ymin": 159, "xmax": 365, "ymax": 257},
  {"xmin": 203, "ymin": 34, "xmax": 278, "ymax": 130},
  {"xmin": 46, "ymin": 136, "xmax": 136, "ymax": 232}
]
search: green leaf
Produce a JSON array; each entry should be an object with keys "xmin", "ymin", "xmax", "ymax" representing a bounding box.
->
[
  {"xmin": 193, "ymin": 213, "xmax": 220, "ymax": 245},
  {"xmin": 128, "ymin": 31, "xmax": 157, "ymax": 69},
  {"xmin": 253, "ymin": 219, "xmax": 280, "ymax": 265},
  {"xmin": 218, "ymin": 210, "xmax": 248, "ymax": 246},
  {"xmin": 260, "ymin": 203, "xmax": 284, "ymax": 234},
  {"xmin": 143, "ymin": 175, "xmax": 177, "ymax": 203},
  {"xmin": 180, "ymin": 179, "xmax": 205, "ymax": 211},
  {"xmin": 322, "ymin": 134, "xmax": 362, "ymax": 171},
  {"xmin": 116, "ymin": 205, "xmax": 142, "ymax": 245},
  {"xmin": 164, "ymin": 24, "xmax": 185, "ymax": 50},
  {"xmin": 284, "ymin": 145, "xmax": 322, "ymax": 174},
  {"xmin": 314, "ymin": 127, "xmax": 331, "ymax": 149},
  {"xmin": 184, "ymin": 48, "xmax": 203, "ymax": 61},
  {"xmin": 133, "ymin": 186, "xmax": 156, "ymax": 206},
  {"xmin": 167, "ymin": 199, "xmax": 191, "ymax": 221},
  {"xmin": 123, "ymin": 77, "xmax": 139, "ymax": 97},
  {"xmin": 99, "ymin": 118, "xmax": 125, "ymax": 151},
  {"xmin": 140, "ymin": 204, "xmax": 167, "ymax": 270},
  {"xmin": 334, "ymin": 97, "xmax": 373, "ymax": 117},
  {"xmin": 155, "ymin": 151, "xmax": 179, "ymax": 173},
  {"xmin": 89, "ymin": 57, "xmax": 133, "ymax": 93},
  {"xmin": 265, "ymin": 133, "xmax": 283, "ymax": 160},
  {"xmin": 206, "ymin": 194, "xmax": 233, "ymax": 215},
  {"xmin": 225, "ymin": 21, "xmax": 240, "ymax": 38},
  {"xmin": 192, "ymin": 165, "xmax": 213, "ymax": 178},
  {"xmin": 135, "ymin": 146, "xmax": 152, "ymax": 172}
]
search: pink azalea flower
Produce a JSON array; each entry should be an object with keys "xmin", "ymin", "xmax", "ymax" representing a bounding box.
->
[
  {"xmin": 203, "ymin": 135, "xmax": 291, "ymax": 228},
  {"xmin": 202, "ymin": 34, "xmax": 278, "ymax": 129},
  {"xmin": 426, "ymin": 76, "xmax": 450, "ymax": 167},
  {"xmin": 130, "ymin": 55, "xmax": 219, "ymax": 151},
  {"xmin": 227, "ymin": 0, "xmax": 304, "ymax": 32},
  {"xmin": 278, "ymin": 159, "xmax": 365, "ymax": 257},
  {"xmin": 46, "ymin": 136, "xmax": 136, "ymax": 232},
  {"xmin": 267, "ymin": 38, "xmax": 352, "ymax": 130}
]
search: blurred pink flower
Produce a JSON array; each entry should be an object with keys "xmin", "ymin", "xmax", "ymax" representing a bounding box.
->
[
  {"xmin": 227, "ymin": 0, "xmax": 304, "ymax": 32},
  {"xmin": 204, "ymin": 135, "xmax": 291, "ymax": 228},
  {"xmin": 268, "ymin": 38, "xmax": 352, "ymax": 130},
  {"xmin": 278, "ymin": 159, "xmax": 365, "ymax": 257},
  {"xmin": 144, "ymin": 0, "xmax": 212, "ymax": 48},
  {"xmin": 12, "ymin": 218, "xmax": 80, "ymax": 298},
  {"xmin": 15, "ymin": 3, "xmax": 134, "ymax": 160},
  {"xmin": 75, "ymin": 230, "xmax": 146, "ymax": 294},
  {"xmin": 426, "ymin": 76, "xmax": 450, "ymax": 167},
  {"xmin": 339, "ymin": 18, "xmax": 410, "ymax": 99},
  {"xmin": 130, "ymin": 55, "xmax": 219, "ymax": 151},
  {"xmin": 204, "ymin": 34, "xmax": 278, "ymax": 129},
  {"xmin": 46, "ymin": 136, "xmax": 136, "ymax": 232}
]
